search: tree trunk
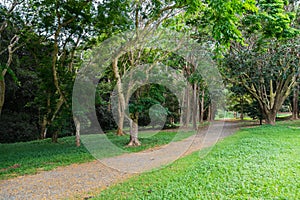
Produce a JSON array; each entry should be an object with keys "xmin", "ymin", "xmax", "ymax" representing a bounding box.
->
[
  {"xmin": 40, "ymin": 93, "xmax": 51, "ymax": 139},
  {"xmin": 128, "ymin": 113, "xmax": 141, "ymax": 146},
  {"xmin": 116, "ymin": 103, "xmax": 125, "ymax": 136},
  {"xmin": 112, "ymin": 57, "xmax": 126, "ymax": 136},
  {"xmin": 240, "ymin": 95, "xmax": 244, "ymax": 120},
  {"xmin": 292, "ymin": 84, "xmax": 299, "ymax": 120},
  {"xmin": 259, "ymin": 117, "xmax": 263, "ymax": 125},
  {"xmin": 264, "ymin": 111, "xmax": 276, "ymax": 125},
  {"xmin": 180, "ymin": 89, "xmax": 185, "ymax": 125},
  {"xmin": 0, "ymin": 35, "xmax": 20, "ymax": 116},
  {"xmin": 183, "ymin": 84, "xmax": 191, "ymax": 127},
  {"xmin": 40, "ymin": 115, "xmax": 48, "ymax": 139},
  {"xmin": 199, "ymin": 89, "xmax": 205, "ymax": 124},
  {"xmin": 208, "ymin": 104, "xmax": 213, "ymax": 121},
  {"xmin": 52, "ymin": 131, "xmax": 58, "ymax": 143},
  {"xmin": 49, "ymin": 96, "xmax": 65, "ymax": 134},
  {"xmin": 186, "ymin": 84, "xmax": 191, "ymax": 126},
  {"xmin": 73, "ymin": 116, "xmax": 80, "ymax": 147},
  {"xmin": 192, "ymin": 83, "xmax": 198, "ymax": 130}
]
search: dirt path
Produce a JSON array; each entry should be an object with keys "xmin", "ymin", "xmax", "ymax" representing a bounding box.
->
[{"xmin": 0, "ymin": 121, "xmax": 255, "ymax": 200}]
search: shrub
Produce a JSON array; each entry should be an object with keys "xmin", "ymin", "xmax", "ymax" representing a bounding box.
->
[{"xmin": 0, "ymin": 112, "xmax": 39, "ymax": 143}]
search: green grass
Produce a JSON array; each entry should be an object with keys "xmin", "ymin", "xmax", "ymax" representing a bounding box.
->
[
  {"xmin": 0, "ymin": 129, "xmax": 196, "ymax": 180},
  {"xmin": 108, "ymin": 130, "xmax": 196, "ymax": 153},
  {"xmin": 276, "ymin": 112, "xmax": 292, "ymax": 118},
  {"xmin": 0, "ymin": 137, "xmax": 94, "ymax": 180},
  {"xmin": 215, "ymin": 110, "xmax": 235, "ymax": 120},
  {"xmin": 94, "ymin": 120, "xmax": 300, "ymax": 199}
]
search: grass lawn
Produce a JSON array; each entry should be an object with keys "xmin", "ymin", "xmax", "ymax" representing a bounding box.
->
[
  {"xmin": 94, "ymin": 120, "xmax": 300, "ymax": 199},
  {"xmin": 0, "ymin": 129, "xmax": 196, "ymax": 180}
]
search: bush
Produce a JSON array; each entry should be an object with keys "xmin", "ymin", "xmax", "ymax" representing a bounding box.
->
[
  {"xmin": 0, "ymin": 112, "xmax": 39, "ymax": 143},
  {"xmin": 96, "ymin": 105, "xmax": 117, "ymax": 131},
  {"xmin": 218, "ymin": 113, "xmax": 225, "ymax": 118}
]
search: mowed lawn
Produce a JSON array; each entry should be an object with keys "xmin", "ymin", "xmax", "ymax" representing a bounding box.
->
[
  {"xmin": 94, "ymin": 120, "xmax": 300, "ymax": 199},
  {"xmin": 0, "ymin": 130, "xmax": 196, "ymax": 180}
]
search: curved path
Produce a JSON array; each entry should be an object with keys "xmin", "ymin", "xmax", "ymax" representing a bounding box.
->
[{"xmin": 0, "ymin": 121, "xmax": 255, "ymax": 200}]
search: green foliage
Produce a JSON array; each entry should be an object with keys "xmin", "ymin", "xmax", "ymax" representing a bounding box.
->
[
  {"xmin": 187, "ymin": 0, "xmax": 257, "ymax": 53},
  {"xmin": 222, "ymin": 35, "xmax": 300, "ymax": 124},
  {"xmin": 96, "ymin": 105, "xmax": 117, "ymax": 131},
  {"xmin": 128, "ymin": 84, "xmax": 178, "ymax": 127},
  {"xmin": 2, "ymin": 0, "xmax": 300, "ymax": 143},
  {"xmin": 0, "ymin": 112, "xmax": 39, "ymax": 143},
  {"xmin": 96, "ymin": 0, "xmax": 132, "ymax": 36},
  {"xmin": 252, "ymin": 0, "xmax": 299, "ymax": 39},
  {"xmin": 0, "ymin": 64, "xmax": 19, "ymax": 84},
  {"xmin": 95, "ymin": 120, "xmax": 300, "ymax": 199},
  {"xmin": 244, "ymin": 99, "xmax": 264, "ymax": 121}
]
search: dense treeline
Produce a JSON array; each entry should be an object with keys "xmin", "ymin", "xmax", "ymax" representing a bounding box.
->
[{"xmin": 1, "ymin": 0, "xmax": 299, "ymax": 144}]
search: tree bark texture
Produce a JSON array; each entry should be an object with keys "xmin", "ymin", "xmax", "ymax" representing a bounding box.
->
[
  {"xmin": 199, "ymin": 89, "xmax": 205, "ymax": 124},
  {"xmin": 73, "ymin": 116, "xmax": 81, "ymax": 147},
  {"xmin": 292, "ymin": 84, "xmax": 299, "ymax": 120},
  {"xmin": 128, "ymin": 113, "xmax": 141, "ymax": 146},
  {"xmin": 192, "ymin": 83, "xmax": 198, "ymax": 130},
  {"xmin": 112, "ymin": 57, "xmax": 126, "ymax": 136}
]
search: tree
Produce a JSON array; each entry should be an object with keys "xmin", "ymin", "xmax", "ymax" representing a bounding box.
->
[
  {"xmin": 227, "ymin": 85, "xmax": 253, "ymax": 120},
  {"xmin": 104, "ymin": 0, "xmax": 187, "ymax": 142},
  {"xmin": 0, "ymin": 0, "xmax": 26, "ymax": 115},
  {"xmin": 26, "ymin": 0, "xmax": 95, "ymax": 143},
  {"xmin": 244, "ymin": 99, "xmax": 264, "ymax": 125},
  {"xmin": 223, "ymin": 37, "xmax": 300, "ymax": 125},
  {"xmin": 222, "ymin": 0, "xmax": 300, "ymax": 125}
]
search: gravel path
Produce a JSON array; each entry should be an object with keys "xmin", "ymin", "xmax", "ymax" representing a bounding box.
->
[{"xmin": 0, "ymin": 121, "xmax": 254, "ymax": 200}]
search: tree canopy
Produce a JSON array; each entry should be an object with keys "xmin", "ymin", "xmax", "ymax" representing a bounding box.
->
[{"xmin": 1, "ymin": 0, "xmax": 299, "ymax": 144}]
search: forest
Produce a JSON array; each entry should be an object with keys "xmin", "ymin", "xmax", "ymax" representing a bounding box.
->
[{"xmin": 1, "ymin": 0, "xmax": 300, "ymax": 145}]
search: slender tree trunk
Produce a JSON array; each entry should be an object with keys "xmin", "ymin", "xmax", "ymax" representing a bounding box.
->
[
  {"xmin": 183, "ymin": 84, "xmax": 191, "ymax": 127},
  {"xmin": 40, "ymin": 115, "xmax": 48, "ymax": 139},
  {"xmin": 73, "ymin": 116, "xmax": 80, "ymax": 147},
  {"xmin": 128, "ymin": 89, "xmax": 141, "ymax": 146},
  {"xmin": 116, "ymin": 100, "xmax": 125, "ymax": 136},
  {"xmin": 46, "ymin": 16, "xmax": 75, "ymax": 142},
  {"xmin": 40, "ymin": 93, "xmax": 51, "ymax": 139},
  {"xmin": 208, "ymin": 104, "xmax": 213, "ymax": 121},
  {"xmin": 112, "ymin": 57, "xmax": 126, "ymax": 136},
  {"xmin": 180, "ymin": 89, "xmax": 185, "ymax": 125},
  {"xmin": 192, "ymin": 83, "xmax": 198, "ymax": 130},
  {"xmin": 128, "ymin": 112, "xmax": 141, "ymax": 146},
  {"xmin": 292, "ymin": 84, "xmax": 299, "ymax": 120},
  {"xmin": 52, "ymin": 131, "xmax": 58, "ymax": 143},
  {"xmin": 0, "ymin": 35, "xmax": 20, "ymax": 115},
  {"xmin": 259, "ymin": 117, "xmax": 263, "ymax": 125},
  {"xmin": 199, "ymin": 89, "xmax": 205, "ymax": 124},
  {"xmin": 240, "ymin": 95, "xmax": 244, "ymax": 120}
]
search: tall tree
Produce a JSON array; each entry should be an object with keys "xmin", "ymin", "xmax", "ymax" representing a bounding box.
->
[
  {"xmin": 0, "ymin": 0, "xmax": 26, "ymax": 115},
  {"xmin": 223, "ymin": 38, "xmax": 300, "ymax": 124},
  {"xmin": 222, "ymin": 0, "xmax": 300, "ymax": 125},
  {"xmin": 26, "ymin": 0, "xmax": 95, "ymax": 143},
  {"xmin": 105, "ymin": 0, "xmax": 186, "ymax": 141}
]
